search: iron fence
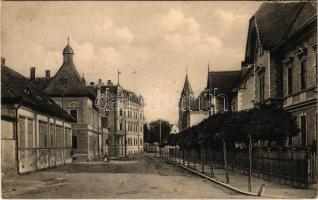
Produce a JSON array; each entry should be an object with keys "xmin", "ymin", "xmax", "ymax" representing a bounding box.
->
[{"xmin": 161, "ymin": 146, "xmax": 316, "ymax": 188}]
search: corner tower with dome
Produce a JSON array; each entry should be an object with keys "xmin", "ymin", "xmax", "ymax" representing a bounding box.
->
[{"xmin": 31, "ymin": 39, "xmax": 108, "ymax": 162}]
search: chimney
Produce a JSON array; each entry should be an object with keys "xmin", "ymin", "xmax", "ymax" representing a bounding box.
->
[
  {"xmin": 107, "ymin": 80, "xmax": 113, "ymax": 86},
  {"xmin": 1, "ymin": 57, "xmax": 5, "ymax": 66},
  {"xmin": 98, "ymin": 79, "xmax": 102, "ymax": 84},
  {"xmin": 45, "ymin": 70, "xmax": 51, "ymax": 78},
  {"xmin": 30, "ymin": 67, "xmax": 36, "ymax": 81},
  {"xmin": 90, "ymin": 82, "xmax": 95, "ymax": 86}
]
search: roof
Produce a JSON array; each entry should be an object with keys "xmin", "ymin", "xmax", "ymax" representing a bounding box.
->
[
  {"xmin": 1, "ymin": 65, "xmax": 76, "ymax": 123},
  {"xmin": 190, "ymin": 90, "xmax": 206, "ymax": 111},
  {"xmin": 63, "ymin": 44, "xmax": 74, "ymax": 55},
  {"xmin": 207, "ymin": 70, "xmax": 242, "ymax": 95},
  {"xmin": 99, "ymin": 84, "xmax": 143, "ymax": 104},
  {"xmin": 44, "ymin": 45, "xmax": 95, "ymax": 100},
  {"xmin": 181, "ymin": 74, "xmax": 193, "ymax": 96},
  {"xmin": 232, "ymin": 66, "xmax": 254, "ymax": 92},
  {"xmin": 252, "ymin": 2, "xmax": 316, "ymax": 51},
  {"xmin": 33, "ymin": 77, "xmax": 53, "ymax": 90},
  {"xmin": 287, "ymin": 2, "xmax": 317, "ymax": 38}
]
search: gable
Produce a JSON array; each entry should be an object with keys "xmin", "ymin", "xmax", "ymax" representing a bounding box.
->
[{"xmin": 44, "ymin": 62, "xmax": 95, "ymax": 99}]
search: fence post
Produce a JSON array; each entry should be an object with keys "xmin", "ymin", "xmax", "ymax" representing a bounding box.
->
[
  {"xmin": 201, "ymin": 144, "xmax": 204, "ymax": 173},
  {"xmin": 188, "ymin": 149, "xmax": 190, "ymax": 167},
  {"xmin": 223, "ymin": 139, "xmax": 229, "ymax": 184},
  {"xmin": 248, "ymin": 134, "xmax": 252, "ymax": 192},
  {"xmin": 208, "ymin": 141, "xmax": 214, "ymax": 177},
  {"xmin": 183, "ymin": 148, "xmax": 185, "ymax": 166},
  {"xmin": 194, "ymin": 150, "xmax": 196, "ymax": 170}
]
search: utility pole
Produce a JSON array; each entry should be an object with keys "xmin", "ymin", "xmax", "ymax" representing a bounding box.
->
[{"xmin": 159, "ymin": 120, "xmax": 162, "ymax": 143}]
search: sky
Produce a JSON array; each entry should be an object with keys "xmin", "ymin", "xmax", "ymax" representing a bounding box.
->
[{"xmin": 1, "ymin": 1, "xmax": 262, "ymax": 124}]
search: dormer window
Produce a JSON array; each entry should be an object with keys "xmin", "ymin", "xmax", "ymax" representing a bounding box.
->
[{"xmin": 61, "ymin": 78, "xmax": 69, "ymax": 85}]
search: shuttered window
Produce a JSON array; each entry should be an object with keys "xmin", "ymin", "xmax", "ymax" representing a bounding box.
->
[
  {"xmin": 18, "ymin": 117, "xmax": 26, "ymax": 148},
  {"xmin": 56, "ymin": 125, "xmax": 63, "ymax": 148},
  {"xmin": 39, "ymin": 121, "xmax": 48, "ymax": 148},
  {"xmin": 27, "ymin": 118, "xmax": 33, "ymax": 148}
]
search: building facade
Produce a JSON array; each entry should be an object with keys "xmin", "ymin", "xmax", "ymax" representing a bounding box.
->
[
  {"xmin": 242, "ymin": 2, "xmax": 317, "ymax": 147},
  {"xmin": 179, "ymin": 2, "xmax": 317, "ymax": 149},
  {"xmin": 1, "ymin": 58, "xmax": 76, "ymax": 176},
  {"xmin": 91, "ymin": 79, "xmax": 144, "ymax": 157},
  {"xmin": 33, "ymin": 42, "xmax": 107, "ymax": 161}
]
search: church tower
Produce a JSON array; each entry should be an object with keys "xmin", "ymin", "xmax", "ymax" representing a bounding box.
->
[{"xmin": 178, "ymin": 70, "xmax": 195, "ymax": 131}]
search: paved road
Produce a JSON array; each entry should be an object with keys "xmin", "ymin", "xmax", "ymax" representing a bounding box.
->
[{"xmin": 3, "ymin": 153, "xmax": 251, "ymax": 199}]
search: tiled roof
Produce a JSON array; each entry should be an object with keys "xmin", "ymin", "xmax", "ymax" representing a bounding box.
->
[
  {"xmin": 287, "ymin": 2, "xmax": 317, "ymax": 38},
  {"xmin": 1, "ymin": 65, "xmax": 76, "ymax": 123},
  {"xmin": 207, "ymin": 70, "xmax": 242, "ymax": 95},
  {"xmin": 90, "ymin": 84, "xmax": 143, "ymax": 104},
  {"xmin": 33, "ymin": 77, "xmax": 53, "ymax": 90},
  {"xmin": 254, "ymin": 2, "xmax": 316, "ymax": 50},
  {"xmin": 44, "ymin": 61, "xmax": 95, "ymax": 100}
]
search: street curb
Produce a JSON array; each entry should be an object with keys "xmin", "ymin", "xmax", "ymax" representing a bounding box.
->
[{"xmin": 163, "ymin": 158, "xmax": 285, "ymax": 199}]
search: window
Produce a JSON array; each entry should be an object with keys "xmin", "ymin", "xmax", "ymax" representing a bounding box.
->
[
  {"xmin": 27, "ymin": 119, "xmax": 33, "ymax": 148},
  {"xmin": 56, "ymin": 125, "xmax": 63, "ymax": 148},
  {"xmin": 65, "ymin": 128, "xmax": 72, "ymax": 147},
  {"xmin": 119, "ymin": 109, "xmax": 123, "ymax": 116},
  {"xmin": 301, "ymin": 115, "xmax": 307, "ymax": 146},
  {"xmin": 39, "ymin": 121, "xmax": 48, "ymax": 148},
  {"xmin": 101, "ymin": 117, "xmax": 108, "ymax": 128},
  {"xmin": 105, "ymin": 110, "xmax": 110, "ymax": 116},
  {"xmin": 72, "ymin": 136, "xmax": 77, "ymax": 149},
  {"xmin": 49, "ymin": 123, "xmax": 54, "ymax": 148},
  {"xmin": 287, "ymin": 66, "xmax": 293, "ymax": 95},
  {"xmin": 70, "ymin": 109, "xmax": 77, "ymax": 121},
  {"xmin": 119, "ymin": 123, "xmax": 123, "ymax": 131},
  {"xmin": 259, "ymin": 71, "xmax": 265, "ymax": 101},
  {"xmin": 19, "ymin": 117, "xmax": 25, "ymax": 148},
  {"xmin": 61, "ymin": 78, "xmax": 69, "ymax": 85},
  {"xmin": 300, "ymin": 59, "xmax": 307, "ymax": 90}
]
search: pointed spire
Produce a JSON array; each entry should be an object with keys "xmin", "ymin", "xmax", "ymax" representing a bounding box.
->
[
  {"xmin": 181, "ymin": 67, "xmax": 193, "ymax": 96},
  {"xmin": 117, "ymin": 69, "xmax": 121, "ymax": 86},
  {"xmin": 67, "ymin": 36, "xmax": 70, "ymax": 45},
  {"xmin": 207, "ymin": 62, "xmax": 211, "ymax": 89}
]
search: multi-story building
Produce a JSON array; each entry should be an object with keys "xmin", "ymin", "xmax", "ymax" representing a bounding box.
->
[
  {"xmin": 32, "ymin": 41, "xmax": 108, "ymax": 161},
  {"xmin": 242, "ymin": 1, "xmax": 317, "ymax": 147},
  {"xmin": 179, "ymin": 2, "xmax": 317, "ymax": 149},
  {"xmin": 1, "ymin": 58, "xmax": 76, "ymax": 176},
  {"xmin": 90, "ymin": 79, "xmax": 144, "ymax": 157}
]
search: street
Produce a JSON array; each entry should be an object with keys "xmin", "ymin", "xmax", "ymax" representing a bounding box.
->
[{"xmin": 3, "ymin": 153, "xmax": 252, "ymax": 199}]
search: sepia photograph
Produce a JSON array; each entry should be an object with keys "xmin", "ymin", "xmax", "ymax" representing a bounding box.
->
[{"xmin": 1, "ymin": 0, "xmax": 317, "ymax": 199}]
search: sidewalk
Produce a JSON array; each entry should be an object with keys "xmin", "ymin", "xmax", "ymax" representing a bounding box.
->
[
  {"xmin": 1, "ymin": 171, "xmax": 68, "ymax": 198},
  {"xmin": 165, "ymin": 157, "xmax": 317, "ymax": 199}
]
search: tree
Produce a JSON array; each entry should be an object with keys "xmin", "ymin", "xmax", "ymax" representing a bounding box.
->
[
  {"xmin": 143, "ymin": 123, "xmax": 151, "ymax": 143},
  {"xmin": 148, "ymin": 119, "xmax": 172, "ymax": 144}
]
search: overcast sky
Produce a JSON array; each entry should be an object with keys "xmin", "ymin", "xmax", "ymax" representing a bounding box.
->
[{"xmin": 2, "ymin": 1, "xmax": 262, "ymax": 124}]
